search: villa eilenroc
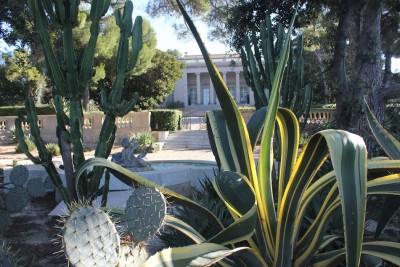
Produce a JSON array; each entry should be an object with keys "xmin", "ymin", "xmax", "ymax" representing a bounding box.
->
[{"xmin": 165, "ymin": 54, "xmax": 255, "ymax": 107}]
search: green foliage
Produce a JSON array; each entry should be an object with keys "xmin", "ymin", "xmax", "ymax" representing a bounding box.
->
[
  {"xmin": 15, "ymin": 138, "xmax": 36, "ymax": 153},
  {"xmin": 2, "ymin": 50, "xmax": 46, "ymax": 103},
  {"xmin": 130, "ymin": 132, "xmax": 156, "ymax": 153},
  {"xmin": 166, "ymin": 101, "xmax": 185, "ymax": 109},
  {"xmin": 0, "ymin": 105, "xmax": 55, "ymax": 116},
  {"xmin": 0, "ymin": 66, "xmax": 25, "ymax": 106},
  {"xmin": 45, "ymin": 143, "xmax": 60, "ymax": 156},
  {"xmin": 11, "ymin": 160, "xmax": 18, "ymax": 168},
  {"xmin": 150, "ymin": 109, "xmax": 182, "ymax": 131},
  {"xmin": 122, "ymin": 50, "xmax": 184, "ymax": 111}
]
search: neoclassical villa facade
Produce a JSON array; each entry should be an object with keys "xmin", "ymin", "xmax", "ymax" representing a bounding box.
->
[{"xmin": 166, "ymin": 54, "xmax": 255, "ymax": 107}]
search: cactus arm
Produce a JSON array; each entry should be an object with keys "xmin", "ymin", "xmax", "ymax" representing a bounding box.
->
[
  {"xmin": 28, "ymin": 0, "xmax": 67, "ymax": 96},
  {"xmin": 14, "ymin": 117, "xmax": 41, "ymax": 165},
  {"xmin": 79, "ymin": 0, "xmax": 111, "ymax": 90},
  {"xmin": 253, "ymin": 29, "xmax": 267, "ymax": 88},
  {"xmin": 128, "ymin": 17, "xmax": 144, "ymax": 70}
]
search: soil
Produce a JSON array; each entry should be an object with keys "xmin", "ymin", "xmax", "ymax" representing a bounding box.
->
[
  {"xmin": 0, "ymin": 144, "xmax": 98, "ymax": 266},
  {"xmin": 1, "ymin": 192, "xmax": 68, "ymax": 267}
]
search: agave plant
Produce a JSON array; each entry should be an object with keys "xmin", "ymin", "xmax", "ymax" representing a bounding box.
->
[
  {"xmin": 364, "ymin": 101, "xmax": 400, "ymax": 241},
  {"xmin": 76, "ymin": 1, "xmax": 400, "ymax": 266}
]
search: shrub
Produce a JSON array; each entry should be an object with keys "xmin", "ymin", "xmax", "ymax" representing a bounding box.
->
[
  {"xmin": 15, "ymin": 138, "xmax": 36, "ymax": 153},
  {"xmin": 129, "ymin": 132, "xmax": 156, "ymax": 153},
  {"xmin": 46, "ymin": 143, "xmax": 60, "ymax": 156},
  {"xmin": 0, "ymin": 105, "xmax": 55, "ymax": 116},
  {"xmin": 150, "ymin": 109, "xmax": 182, "ymax": 131},
  {"xmin": 166, "ymin": 101, "xmax": 185, "ymax": 109}
]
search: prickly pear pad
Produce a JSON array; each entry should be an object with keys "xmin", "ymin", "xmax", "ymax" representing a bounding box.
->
[
  {"xmin": 9, "ymin": 165, "xmax": 29, "ymax": 186},
  {"xmin": 125, "ymin": 187, "xmax": 167, "ymax": 243},
  {"xmin": 62, "ymin": 206, "xmax": 120, "ymax": 267}
]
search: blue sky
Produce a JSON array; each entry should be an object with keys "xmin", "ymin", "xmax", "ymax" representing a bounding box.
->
[{"xmin": 132, "ymin": 0, "xmax": 229, "ymax": 56}]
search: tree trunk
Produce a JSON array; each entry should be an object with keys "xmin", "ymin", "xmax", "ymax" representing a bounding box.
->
[
  {"xmin": 351, "ymin": 0, "xmax": 383, "ymax": 154},
  {"xmin": 333, "ymin": 0, "xmax": 361, "ymax": 129}
]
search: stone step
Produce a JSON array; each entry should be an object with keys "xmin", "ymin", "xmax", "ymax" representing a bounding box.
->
[{"xmin": 163, "ymin": 130, "xmax": 211, "ymax": 150}]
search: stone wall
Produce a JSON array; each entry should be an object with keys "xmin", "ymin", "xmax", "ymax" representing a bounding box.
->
[{"xmin": 0, "ymin": 111, "xmax": 151, "ymax": 145}]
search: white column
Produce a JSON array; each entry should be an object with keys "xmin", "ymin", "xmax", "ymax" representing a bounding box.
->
[
  {"xmin": 249, "ymin": 89, "xmax": 255, "ymax": 105},
  {"xmin": 196, "ymin": 72, "xmax": 201, "ymax": 104},
  {"xmin": 222, "ymin": 72, "xmax": 227, "ymax": 83},
  {"xmin": 209, "ymin": 77, "xmax": 214, "ymax": 104},
  {"xmin": 183, "ymin": 72, "xmax": 189, "ymax": 106},
  {"xmin": 235, "ymin": 71, "xmax": 241, "ymax": 104}
]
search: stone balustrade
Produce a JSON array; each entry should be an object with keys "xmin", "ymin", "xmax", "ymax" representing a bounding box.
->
[
  {"xmin": 0, "ymin": 111, "xmax": 151, "ymax": 144},
  {"xmin": 299, "ymin": 108, "xmax": 336, "ymax": 125}
]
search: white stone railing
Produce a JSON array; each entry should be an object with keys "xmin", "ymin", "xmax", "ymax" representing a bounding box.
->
[
  {"xmin": 0, "ymin": 111, "xmax": 151, "ymax": 144},
  {"xmin": 299, "ymin": 108, "xmax": 336, "ymax": 125},
  {"xmin": 239, "ymin": 108, "xmax": 335, "ymax": 125}
]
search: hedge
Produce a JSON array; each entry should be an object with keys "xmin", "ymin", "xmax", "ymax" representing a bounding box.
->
[
  {"xmin": 150, "ymin": 109, "xmax": 182, "ymax": 131},
  {"xmin": 0, "ymin": 105, "xmax": 56, "ymax": 116}
]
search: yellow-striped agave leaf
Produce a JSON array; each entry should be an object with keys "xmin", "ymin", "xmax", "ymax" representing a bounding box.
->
[
  {"xmin": 361, "ymin": 241, "xmax": 400, "ymax": 266},
  {"xmin": 143, "ymin": 243, "xmax": 267, "ymax": 267},
  {"xmin": 273, "ymin": 130, "xmax": 367, "ymax": 267}
]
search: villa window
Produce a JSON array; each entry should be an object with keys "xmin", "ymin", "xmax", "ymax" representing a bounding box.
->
[
  {"xmin": 240, "ymin": 87, "xmax": 249, "ymax": 104},
  {"xmin": 188, "ymin": 88, "xmax": 197, "ymax": 105}
]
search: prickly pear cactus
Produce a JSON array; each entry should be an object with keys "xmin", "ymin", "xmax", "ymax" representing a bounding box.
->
[
  {"xmin": 0, "ymin": 210, "xmax": 11, "ymax": 233},
  {"xmin": 5, "ymin": 186, "xmax": 29, "ymax": 213},
  {"xmin": 26, "ymin": 178, "xmax": 46, "ymax": 198},
  {"xmin": 124, "ymin": 187, "xmax": 167, "ymax": 243},
  {"xmin": 9, "ymin": 165, "xmax": 28, "ymax": 186},
  {"xmin": 62, "ymin": 206, "xmax": 120, "ymax": 267},
  {"xmin": 44, "ymin": 175, "xmax": 54, "ymax": 191},
  {"xmin": 118, "ymin": 244, "xmax": 148, "ymax": 267}
]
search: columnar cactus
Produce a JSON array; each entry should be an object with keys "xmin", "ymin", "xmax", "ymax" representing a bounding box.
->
[
  {"xmin": 241, "ymin": 13, "xmax": 312, "ymax": 130},
  {"xmin": 18, "ymin": 0, "xmax": 144, "ymax": 204}
]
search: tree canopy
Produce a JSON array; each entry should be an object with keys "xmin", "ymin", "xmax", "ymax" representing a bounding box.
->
[{"xmin": 121, "ymin": 49, "xmax": 184, "ymax": 111}]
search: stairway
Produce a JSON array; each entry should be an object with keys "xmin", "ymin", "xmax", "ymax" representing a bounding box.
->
[{"xmin": 163, "ymin": 130, "xmax": 211, "ymax": 150}]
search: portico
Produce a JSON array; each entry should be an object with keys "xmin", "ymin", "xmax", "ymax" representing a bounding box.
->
[{"xmin": 168, "ymin": 54, "xmax": 254, "ymax": 107}]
